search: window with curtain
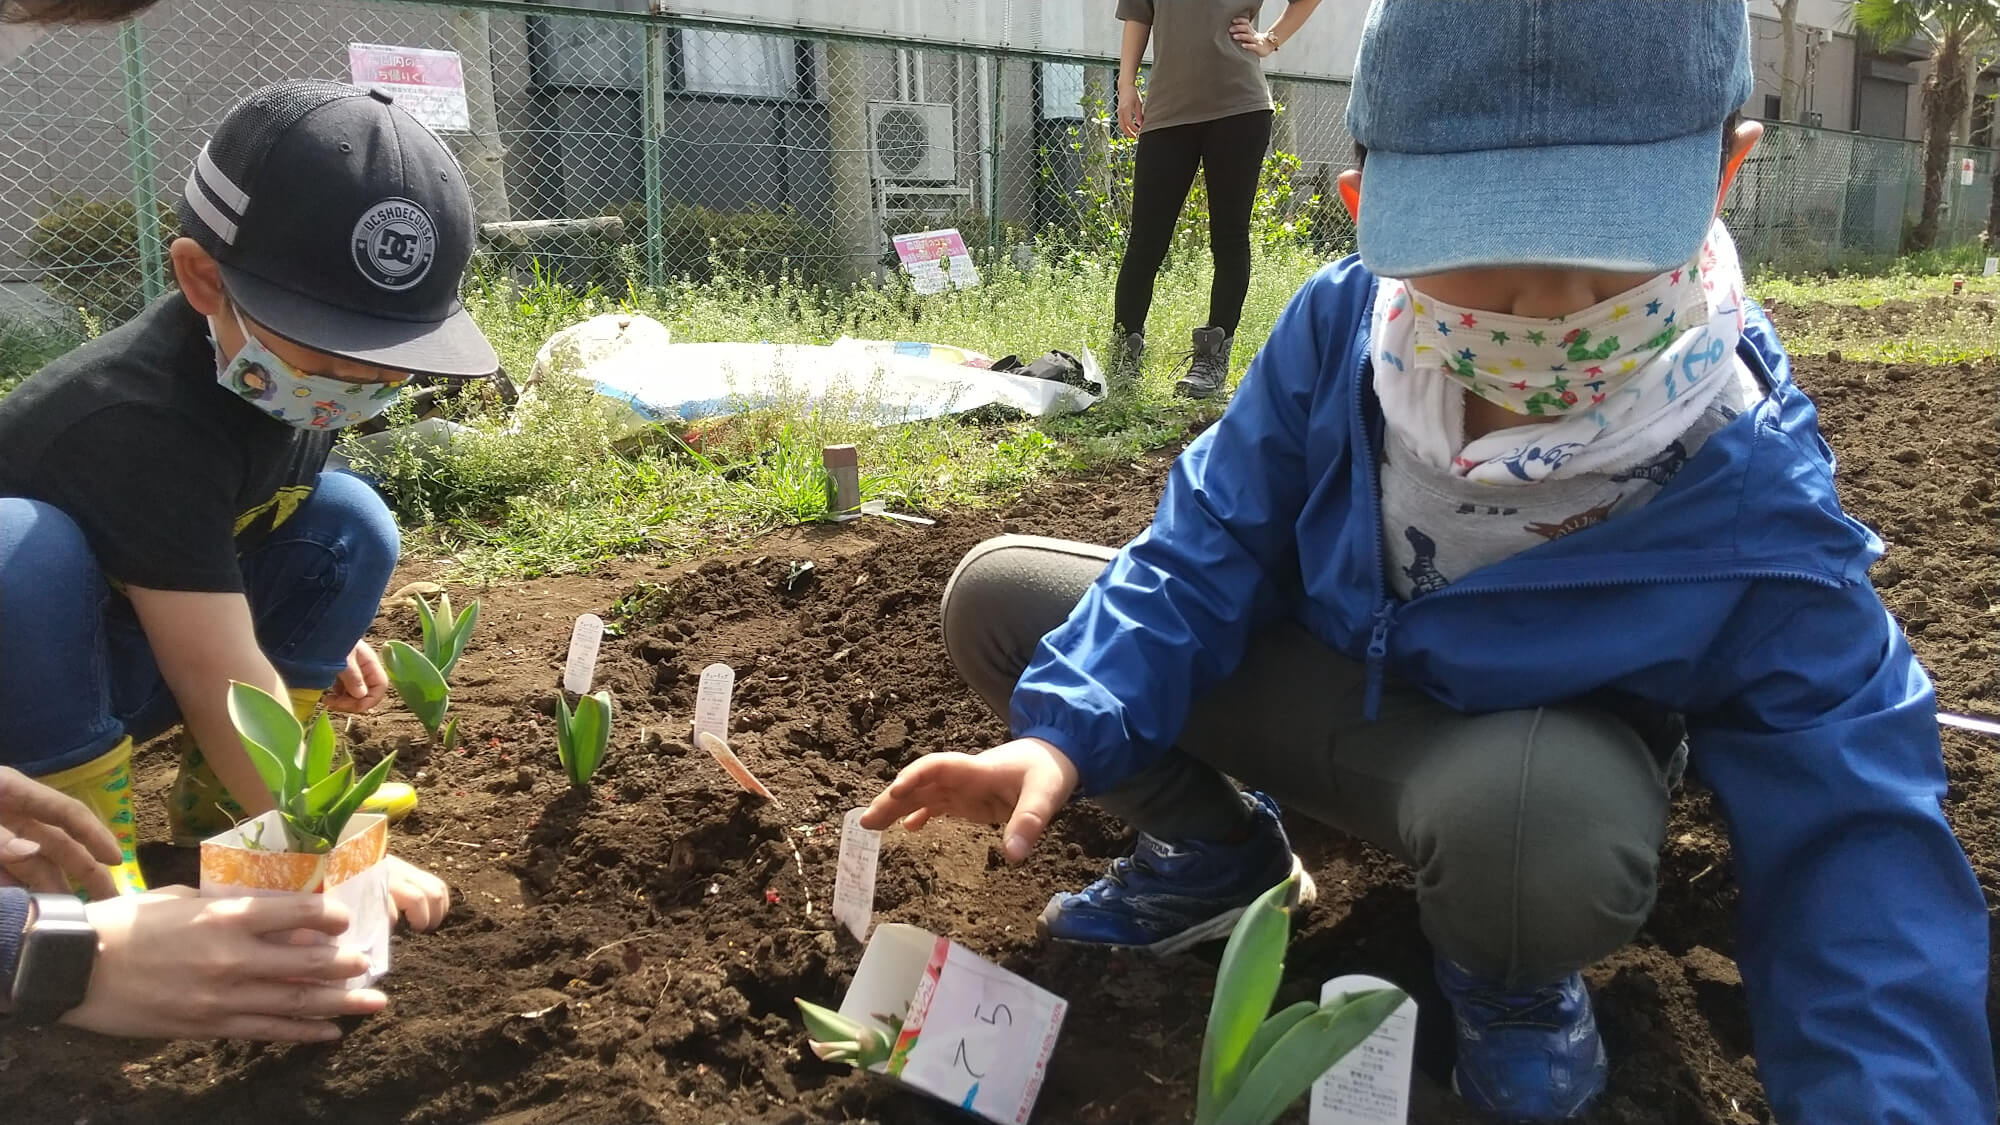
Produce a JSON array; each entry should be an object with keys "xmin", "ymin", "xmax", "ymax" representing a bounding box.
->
[{"xmin": 682, "ymin": 29, "xmax": 797, "ymax": 98}]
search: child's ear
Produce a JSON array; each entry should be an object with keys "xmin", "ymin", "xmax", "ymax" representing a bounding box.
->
[
  {"xmin": 169, "ymin": 237, "xmax": 226, "ymax": 317},
  {"xmin": 1337, "ymin": 169, "xmax": 1362, "ymax": 222}
]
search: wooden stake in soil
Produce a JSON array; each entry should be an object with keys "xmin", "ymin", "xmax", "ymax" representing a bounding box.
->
[
  {"xmin": 823, "ymin": 444, "xmax": 861, "ymax": 515},
  {"xmin": 564, "ymin": 613, "xmax": 604, "ymax": 696}
]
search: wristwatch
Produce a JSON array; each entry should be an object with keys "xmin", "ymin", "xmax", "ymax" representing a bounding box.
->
[{"xmin": 8, "ymin": 894, "xmax": 96, "ymax": 1025}]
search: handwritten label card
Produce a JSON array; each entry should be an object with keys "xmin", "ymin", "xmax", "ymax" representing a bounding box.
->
[
  {"xmin": 897, "ymin": 936, "xmax": 1066, "ymax": 1125},
  {"xmin": 892, "ymin": 229, "xmax": 980, "ymax": 295},
  {"xmin": 832, "ymin": 808, "xmax": 882, "ymax": 943},
  {"xmin": 692, "ymin": 663, "xmax": 734, "ymax": 743},
  {"xmin": 563, "ymin": 613, "xmax": 603, "ymax": 695},
  {"xmin": 1311, "ymin": 974, "xmax": 1417, "ymax": 1125}
]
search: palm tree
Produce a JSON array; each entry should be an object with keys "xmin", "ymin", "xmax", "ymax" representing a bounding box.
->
[{"xmin": 1850, "ymin": 0, "xmax": 2000, "ymax": 250}]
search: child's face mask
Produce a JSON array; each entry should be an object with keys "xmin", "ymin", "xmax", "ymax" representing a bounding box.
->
[
  {"xmin": 212, "ymin": 307, "xmax": 405, "ymax": 430},
  {"xmin": 1399, "ymin": 261, "xmax": 1712, "ymax": 418}
]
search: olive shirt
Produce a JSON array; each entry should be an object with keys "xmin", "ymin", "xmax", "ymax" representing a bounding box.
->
[{"xmin": 1116, "ymin": 0, "xmax": 1293, "ymax": 132}]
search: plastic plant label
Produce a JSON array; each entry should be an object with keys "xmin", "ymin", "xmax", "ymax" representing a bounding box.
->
[
  {"xmin": 1310, "ymin": 974, "xmax": 1417, "ymax": 1125},
  {"xmin": 564, "ymin": 613, "xmax": 604, "ymax": 696},
  {"xmin": 832, "ymin": 808, "xmax": 882, "ymax": 942},
  {"xmin": 693, "ymin": 662, "xmax": 734, "ymax": 743},
  {"xmin": 1985, "ymin": 257, "xmax": 1998, "ymax": 278},
  {"xmin": 839, "ymin": 924, "xmax": 1066, "ymax": 1125}
]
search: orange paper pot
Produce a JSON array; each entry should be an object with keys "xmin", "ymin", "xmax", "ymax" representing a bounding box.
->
[{"xmin": 200, "ymin": 810, "xmax": 394, "ymax": 988}]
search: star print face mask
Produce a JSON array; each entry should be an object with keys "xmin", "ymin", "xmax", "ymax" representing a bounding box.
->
[
  {"xmin": 212, "ymin": 306, "xmax": 406, "ymax": 430},
  {"xmin": 1397, "ymin": 259, "xmax": 1711, "ymax": 418}
]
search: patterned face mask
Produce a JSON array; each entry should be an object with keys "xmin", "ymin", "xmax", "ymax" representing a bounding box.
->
[{"xmin": 212, "ymin": 307, "xmax": 405, "ymax": 430}]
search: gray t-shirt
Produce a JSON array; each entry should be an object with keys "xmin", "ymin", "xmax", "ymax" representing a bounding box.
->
[{"xmin": 1117, "ymin": 0, "xmax": 1288, "ymax": 132}]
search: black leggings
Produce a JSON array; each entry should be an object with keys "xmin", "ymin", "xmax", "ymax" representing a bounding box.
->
[{"xmin": 1114, "ymin": 109, "xmax": 1274, "ymax": 337}]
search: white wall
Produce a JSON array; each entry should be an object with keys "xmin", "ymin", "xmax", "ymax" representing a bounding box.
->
[{"xmin": 659, "ymin": 0, "xmax": 1366, "ymax": 81}]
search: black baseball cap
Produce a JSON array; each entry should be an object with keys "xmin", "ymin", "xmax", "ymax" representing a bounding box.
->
[{"xmin": 179, "ymin": 80, "xmax": 497, "ymax": 379}]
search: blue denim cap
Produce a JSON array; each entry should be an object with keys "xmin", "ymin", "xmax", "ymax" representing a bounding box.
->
[{"xmin": 1347, "ymin": 0, "xmax": 1753, "ymax": 277}]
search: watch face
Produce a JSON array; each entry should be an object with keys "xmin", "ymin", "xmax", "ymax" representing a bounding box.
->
[{"xmin": 13, "ymin": 898, "xmax": 95, "ymax": 1026}]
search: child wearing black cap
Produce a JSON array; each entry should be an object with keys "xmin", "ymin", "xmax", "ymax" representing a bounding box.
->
[
  {"xmin": 861, "ymin": 2, "xmax": 1991, "ymax": 1121},
  {"xmin": 0, "ymin": 80, "xmax": 492, "ymax": 927}
]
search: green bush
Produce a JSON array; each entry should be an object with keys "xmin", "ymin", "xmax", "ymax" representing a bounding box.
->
[
  {"xmin": 0, "ymin": 314, "xmax": 85, "ymax": 397},
  {"xmin": 28, "ymin": 196, "xmax": 178, "ymax": 324}
]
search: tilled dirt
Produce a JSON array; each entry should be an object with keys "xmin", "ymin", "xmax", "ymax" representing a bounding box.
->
[{"xmin": 3, "ymin": 340, "xmax": 1993, "ymax": 1125}]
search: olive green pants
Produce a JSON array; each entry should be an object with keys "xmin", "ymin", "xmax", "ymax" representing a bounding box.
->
[{"xmin": 943, "ymin": 535, "xmax": 1673, "ymax": 987}]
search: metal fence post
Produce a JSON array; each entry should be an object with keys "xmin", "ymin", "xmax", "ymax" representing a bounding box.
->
[
  {"xmin": 986, "ymin": 60, "xmax": 1003, "ymax": 259},
  {"xmin": 641, "ymin": 21, "xmax": 667, "ymax": 289},
  {"xmin": 119, "ymin": 19, "xmax": 165, "ymax": 304}
]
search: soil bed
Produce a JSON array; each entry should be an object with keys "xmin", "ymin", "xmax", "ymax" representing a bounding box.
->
[{"xmin": 5, "ymin": 341, "xmax": 1995, "ymax": 1125}]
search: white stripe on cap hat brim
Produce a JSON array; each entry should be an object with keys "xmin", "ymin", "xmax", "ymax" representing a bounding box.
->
[{"xmin": 183, "ymin": 143, "xmax": 254, "ymax": 246}]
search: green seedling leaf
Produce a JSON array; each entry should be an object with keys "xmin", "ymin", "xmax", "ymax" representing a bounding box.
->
[
  {"xmin": 278, "ymin": 812, "xmax": 332, "ymax": 854},
  {"xmin": 382, "ymin": 640, "xmax": 451, "ymax": 736},
  {"xmin": 441, "ymin": 715, "xmax": 461, "ymax": 754},
  {"xmin": 441, "ymin": 600, "xmax": 479, "ymax": 679},
  {"xmin": 556, "ymin": 691, "xmax": 613, "ymax": 788},
  {"xmin": 321, "ymin": 750, "xmax": 398, "ymax": 841},
  {"xmin": 1197, "ymin": 876, "xmax": 1298, "ymax": 1123},
  {"xmin": 414, "ymin": 592, "xmax": 441, "ymax": 662},
  {"xmin": 227, "ymin": 681, "xmax": 302, "ymax": 799},
  {"xmin": 304, "ymin": 711, "xmax": 336, "ymax": 786},
  {"xmin": 796, "ymin": 998, "xmax": 892, "ymax": 1070},
  {"xmin": 302, "ymin": 762, "xmax": 353, "ymax": 816},
  {"xmin": 1239, "ymin": 1000, "xmax": 1319, "ymax": 1084},
  {"xmin": 1213, "ymin": 988, "xmax": 1408, "ymax": 1125}
]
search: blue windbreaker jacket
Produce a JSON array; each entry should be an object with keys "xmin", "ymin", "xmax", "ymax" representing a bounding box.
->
[{"xmin": 1011, "ymin": 258, "xmax": 1994, "ymax": 1124}]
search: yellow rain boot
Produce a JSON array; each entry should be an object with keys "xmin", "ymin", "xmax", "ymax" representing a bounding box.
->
[{"xmin": 36, "ymin": 736, "xmax": 146, "ymax": 896}]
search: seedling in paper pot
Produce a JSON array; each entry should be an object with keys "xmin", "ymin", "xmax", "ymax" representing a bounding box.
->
[
  {"xmin": 228, "ymin": 681, "xmax": 397, "ymax": 854},
  {"xmin": 795, "ymin": 999, "xmax": 903, "ymax": 1068},
  {"xmin": 556, "ymin": 690, "xmax": 614, "ymax": 788},
  {"xmin": 1196, "ymin": 874, "xmax": 1405, "ymax": 1125}
]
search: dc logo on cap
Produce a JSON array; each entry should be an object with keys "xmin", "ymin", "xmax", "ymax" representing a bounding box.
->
[{"xmin": 351, "ymin": 198, "xmax": 437, "ymax": 291}]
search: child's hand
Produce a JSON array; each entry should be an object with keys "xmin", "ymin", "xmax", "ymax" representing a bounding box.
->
[
  {"xmin": 861, "ymin": 737, "xmax": 1080, "ymax": 864},
  {"xmin": 326, "ymin": 639, "xmax": 389, "ymax": 715},
  {"xmin": 0, "ymin": 766, "xmax": 122, "ymax": 900},
  {"xmin": 1230, "ymin": 17, "xmax": 1278, "ymax": 57},
  {"xmin": 383, "ymin": 854, "xmax": 449, "ymax": 932}
]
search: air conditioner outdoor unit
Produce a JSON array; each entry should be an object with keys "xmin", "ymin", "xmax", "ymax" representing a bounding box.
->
[{"xmin": 868, "ymin": 101, "xmax": 957, "ymax": 183}]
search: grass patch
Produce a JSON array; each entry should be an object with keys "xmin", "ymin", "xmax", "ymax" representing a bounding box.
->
[
  {"xmin": 1751, "ymin": 269, "xmax": 2000, "ymax": 365},
  {"xmin": 373, "ymin": 244, "xmax": 1329, "ymax": 577},
  {"xmin": 0, "ymin": 313, "xmax": 84, "ymax": 396}
]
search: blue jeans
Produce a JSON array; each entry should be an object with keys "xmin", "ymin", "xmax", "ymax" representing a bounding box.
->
[{"xmin": 0, "ymin": 472, "xmax": 399, "ymax": 776}]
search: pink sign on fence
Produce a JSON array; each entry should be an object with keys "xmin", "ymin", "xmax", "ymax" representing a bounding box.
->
[
  {"xmin": 892, "ymin": 228, "xmax": 980, "ymax": 295},
  {"xmin": 348, "ymin": 43, "xmax": 471, "ymax": 133}
]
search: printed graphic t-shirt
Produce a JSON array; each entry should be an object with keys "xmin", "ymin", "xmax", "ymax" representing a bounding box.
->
[
  {"xmin": 1116, "ymin": 0, "xmax": 1293, "ymax": 132},
  {"xmin": 0, "ymin": 293, "xmax": 334, "ymax": 592}
]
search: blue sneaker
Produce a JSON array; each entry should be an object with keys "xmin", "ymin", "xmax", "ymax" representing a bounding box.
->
[
  {"xmin": 1435, "ymin": 958, "xmax": 1607, "ymax": 1121},
  {"xmin": 1037, "ymin": 792, "xmax": 1315, "ymax": 955}
]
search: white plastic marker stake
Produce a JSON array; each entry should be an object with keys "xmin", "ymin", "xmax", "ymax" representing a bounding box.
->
[
  {"xmin": 1939, "ymin": 712, "xmax": 2000, "ymax": 737},
  {"xmin": 1985, "ymin": 256, "xmax": 1998, "ymax": 279},
  {"xmin": 693, "ymin": 662, "xmax": 734, "ymax": 743},
  {"xmin": 1310, "ymin": 975, "xmax": 1417, "ymax": 1125},
  {"xmin": 696, "ymin": 730, "xmax": 778, "ymax": 802},
  {"xmin": 832, "ymin": 808, "xmax": 882, "ymax": 942},
  {"xmin": 564, "ymin": 613, "xmax": 604, "ymax": 696}
]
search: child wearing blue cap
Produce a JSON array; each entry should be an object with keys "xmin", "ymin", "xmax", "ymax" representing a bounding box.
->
[{"xmin": 862, "ymin": 1, "xmax": 1993, "ymax": 1121}]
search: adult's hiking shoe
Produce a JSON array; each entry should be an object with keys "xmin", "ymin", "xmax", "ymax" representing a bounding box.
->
[
  {"xmin": 1174, "ymin": 326, "xmax": 1235, "ymax": 399},
  {"xmin": 1436, "ymin": 957, "xmax": 1608, "ymax": 1121},
  {"xmin": 1038, "ymin": 791, "xmax": 1313, "ymax": 955}
]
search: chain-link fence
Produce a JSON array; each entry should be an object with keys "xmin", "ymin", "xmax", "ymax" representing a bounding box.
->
[{"xmin": 1, "ymin": 0, "xmax": 1995, "ymax": 337}]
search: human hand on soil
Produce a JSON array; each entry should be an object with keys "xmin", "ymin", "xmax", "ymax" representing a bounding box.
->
[
  {"xmin": 61, "ymin": 887, "xmax": 388, "ymax": 1041},
  {"xmin": 1117, "ymin": 83, "xmax": 1144, "ymax": 138},
  {"xmin": 860, "ymin": 737, "xmax": 1079, "ymax": 864},
  {"xmin": 1230, "ymin": 17, "xmax": 1278, "ymax": 57},
  {"xmin": 384, "ymin": 854, "xmax": 449, "ymax": 932},
  {"xmin": 0, "ymin": 766, "xmax": 121, "ymax": 900},
  {"xmin": 325, "ymin": 639, "xmax": 390, "ymax": 715}
]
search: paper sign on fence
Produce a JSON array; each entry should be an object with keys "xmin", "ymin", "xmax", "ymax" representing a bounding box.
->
[
  {"xmin": 839, "ymin": 923, "xmax": 1065, "ymax": 1125},
  {"xmin": 348, "ymin": 43, "xmax": 470, "ymax": 132},
  {"xmin": 1310, "ymin": 974, "xmax": 1417, "ymax": 1125},
  {"xmin": 832, "ymin": 808, "xmax": 882, "ymax": 942},
  {"xmin": 1961, "ymin": 157, "xmax": 1978, "ymax": 187},
  {"xmin": 892, "ymin": 229, "xmax": 980, "ymax": 295}
]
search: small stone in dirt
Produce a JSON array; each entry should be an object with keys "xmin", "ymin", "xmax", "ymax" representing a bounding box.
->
[
  {"xmin": 1885, "ymin": 366, "xmax": 1913, "ymax": 382},
  {"xmin": 872, "ymin": 720, "xmax": 910, "ymax": 753},
  {"xmin": 1824, "ymin": 349, "xmax": 1841, "ymax": 363},
  {"xmin": 1889, "ymin": 448, "xmax": 1922, "ymax": 464}
]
